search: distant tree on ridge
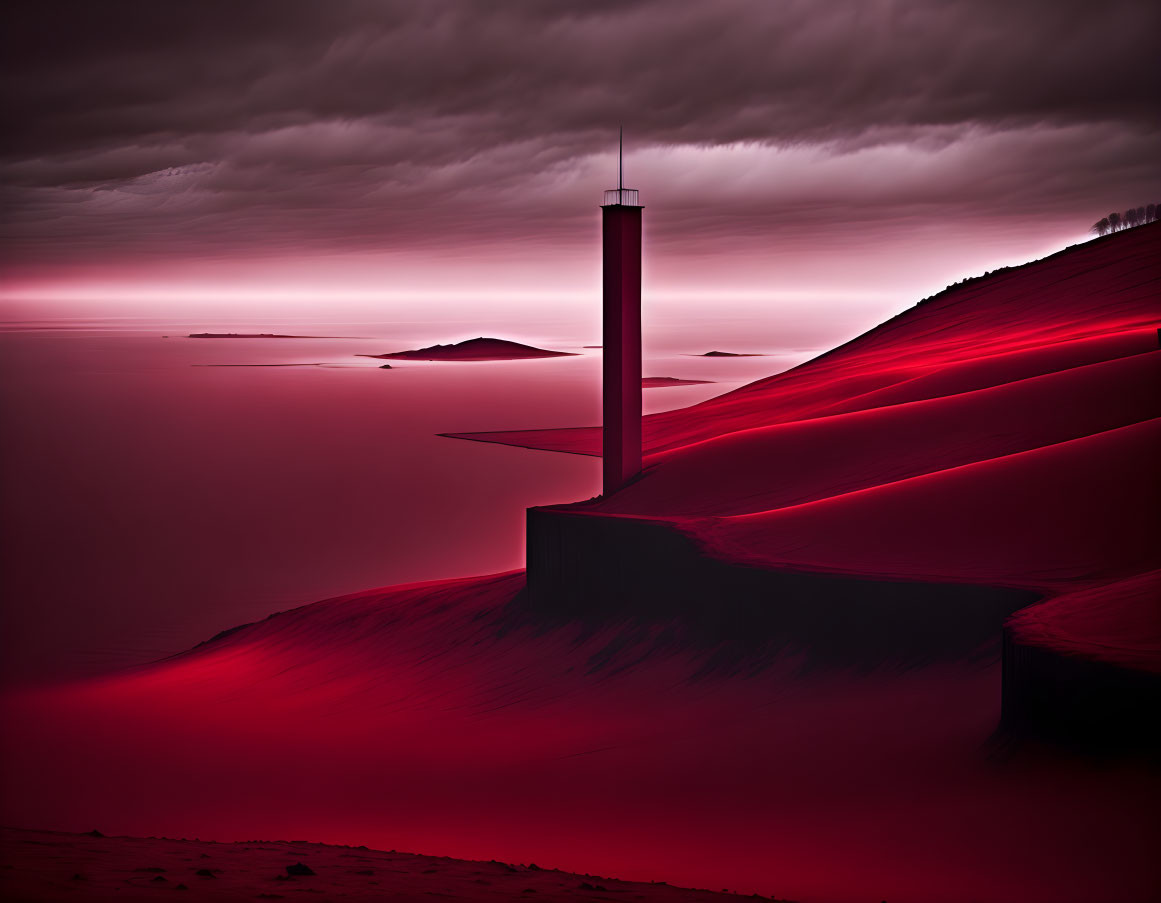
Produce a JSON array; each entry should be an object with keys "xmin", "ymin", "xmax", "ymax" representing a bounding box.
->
[{"xmin": 1091, "ymin": 203, "xmax": 1159, "ymax": 237}]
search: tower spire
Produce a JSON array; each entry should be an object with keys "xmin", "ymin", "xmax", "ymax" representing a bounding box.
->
[{"xmin": 619, "ymin": 126, "xmax": 623, "ymax": 190}]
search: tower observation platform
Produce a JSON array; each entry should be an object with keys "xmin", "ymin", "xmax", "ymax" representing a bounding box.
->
[{"xmin": 603, "ymin": 188, "xmax": 640, "ymax": 206}]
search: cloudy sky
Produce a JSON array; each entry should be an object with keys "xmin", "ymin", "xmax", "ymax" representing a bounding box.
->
[{"xmin": 2, "ymin": 0, "xmax": 1158, "ymax": 306}]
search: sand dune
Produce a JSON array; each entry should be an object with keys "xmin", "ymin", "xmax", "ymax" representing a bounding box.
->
[
  {"xmin": 814, "ymin": 327, "xmax": 1158, "ymax": 417},
  {"xmin": 591, "ymin": 351, "xmax": 1160, "ymax": 517},
  {"xmin": 1007, "ymin": 569, "xmax": 1161, "ymax": 674},
  {"xmin": 692, "ymin": 417, "xmax": 1160, "ymax": 590}
]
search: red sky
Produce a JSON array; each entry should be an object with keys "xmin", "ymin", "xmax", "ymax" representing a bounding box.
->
[{"xmin": 2, "ymin": 0, "xmax": 1158, "ymax": 309}]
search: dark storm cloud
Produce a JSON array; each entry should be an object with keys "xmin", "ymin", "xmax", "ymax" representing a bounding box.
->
[{"xmin": 1, "ymin": 0, "xmax": 1158, "ymax": 271}]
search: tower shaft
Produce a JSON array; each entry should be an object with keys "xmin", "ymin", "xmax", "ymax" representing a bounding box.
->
[{"xmin": 601, "ymin": 203, "xmax": 642, "ymax": 494}]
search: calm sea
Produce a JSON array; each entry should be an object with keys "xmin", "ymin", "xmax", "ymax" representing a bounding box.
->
[{"xmin": 0, "ymin": 295, "xmax": 895, "ymax": 683}]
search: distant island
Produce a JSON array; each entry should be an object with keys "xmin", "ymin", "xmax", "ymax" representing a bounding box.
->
[
  {"xmin": 643, "ymin": 377, "xmax": 714, "ymax": 388},
  {"xmin": 359, "ymin": 337, "xmax": 577, "ymax": 361},
  {"xmin": 196, "ymin": 362, "xmax": 324, "ymax": 367},
  {"xmin": 699, "ymin": 350, "xmax": 764, "ymax": 357},
  {"xmin": 188, "ymin": 333, "xmax": 347, "ymax": 339}
]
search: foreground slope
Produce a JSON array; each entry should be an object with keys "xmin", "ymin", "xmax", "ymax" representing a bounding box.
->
[
  {"xmin": 5, "ymin": 571, "xmax": 1159, "ymax": 903},
  {"xmin": 0, "ymin": 827, "xmax": 768, "ymax": 903}
]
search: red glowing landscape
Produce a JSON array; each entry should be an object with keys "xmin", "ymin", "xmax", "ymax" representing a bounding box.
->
[
  {"xmin": 3, "ymin": 3, "xmax": 1160, "ymax": 899},
  {"xmin": 2, "ymin": 224, "xmax": 1158, "ymax": 902}
]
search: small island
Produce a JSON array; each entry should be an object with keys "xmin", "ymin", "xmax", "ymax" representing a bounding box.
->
[
  {"xmin": 359, "ymin": 337, "xmax": 577, "ymax": 362},
  {"xmin": 699, "ymin": 350, "xmax": 764, "ymax": 357},
  {"xmin": 196, "ymin": 362, "xmax": 324, "ymax": 367},
  {"xmin": 188, "ymin": 333, "xmax": 335, "ymax": 339},
  {"xmin": 642, "ymin": 377, "xmax": 714, "ymax": 388}
]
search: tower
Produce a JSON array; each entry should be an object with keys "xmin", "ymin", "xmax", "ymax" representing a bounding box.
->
[{"xmin": 601, "ymin": 130, "xmax": 643, "ymax": 495}]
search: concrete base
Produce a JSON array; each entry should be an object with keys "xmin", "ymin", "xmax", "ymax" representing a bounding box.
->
[{"xmin": 526, "ymin": 505, "xmax": 1037, "ymax": 669}]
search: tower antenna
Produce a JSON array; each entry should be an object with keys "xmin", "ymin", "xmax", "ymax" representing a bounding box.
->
[{"xmin": 618, "ymin": 126, "xmax": 623, "ymax": 190}]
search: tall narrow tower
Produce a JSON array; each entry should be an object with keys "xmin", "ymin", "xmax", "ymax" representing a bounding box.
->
[{"xmin": 601, "ymin": 130, "xmax": 643, "ymax": 495}]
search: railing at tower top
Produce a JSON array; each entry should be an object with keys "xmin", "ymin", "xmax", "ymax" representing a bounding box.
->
[{"xmin": 603, "ymin": 188, "xmax": 641, "ymax": 206}]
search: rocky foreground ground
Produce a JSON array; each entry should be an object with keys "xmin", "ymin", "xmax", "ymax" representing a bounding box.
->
[{"xmin": 0, "ymin": 827, "xmax": 794, "ymax": 902}]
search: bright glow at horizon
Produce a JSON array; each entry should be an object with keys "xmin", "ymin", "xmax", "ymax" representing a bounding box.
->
[
  {"xmin": 0, "ymin": 229, "xmax": 1090, "ymax": 314},
  {"xmin": 0, "ymin": 283, "xmax": 900, "ymax": 304}
]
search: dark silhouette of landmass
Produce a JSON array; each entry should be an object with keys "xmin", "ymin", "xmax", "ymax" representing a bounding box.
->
[
  {"xmin": 698, "ymin": 350, "xmax": 764, "ymax": 357},
  {"xmin": 359, "ymin": 337, "xmax": 577, "ymax": 361},
  {"xmin": 643, "ymin": 377, "xmax": 714, "ymax": 388}
]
